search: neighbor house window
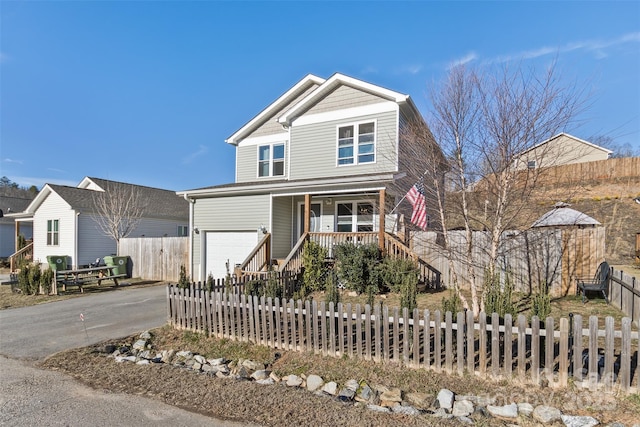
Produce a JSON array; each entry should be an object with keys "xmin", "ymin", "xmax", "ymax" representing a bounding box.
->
[
  {"xmin": 258, "ymin": 143, "xmax": 285, "ymax": 177},
  {"xmin": 336, "ymin": 201, "xmax": 375, "ymax": 232},
  {"xmin": 338, "ymin": 121, "xmax": 375, "ymax": 165},
  {"xmin": 527, "ymin": 160, "xmax": 537, "ymax": 169},
  {"xmin": 47, "ymin": 219, "xmax": 59, "ymax": 245},
  {"xmin": 178, "ymin": 225, "xmax": 188, "ymax": 236}
]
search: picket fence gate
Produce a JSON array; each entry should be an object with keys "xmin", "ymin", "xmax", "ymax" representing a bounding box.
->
[{"xmin": 166, "ymin": 283, "xmax": 639, "ymax": 394}]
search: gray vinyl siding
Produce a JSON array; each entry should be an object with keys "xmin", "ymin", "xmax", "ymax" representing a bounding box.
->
[
  {"xmin": 271, "ymin": 196, "xmax": 293, "ymax": 259},
  {"xmin": 306, "ymin": 86, "xmax": 384, "ymax": 115},
  {"xmin": 289, "ymin": 109, "xmax": 398, "ymax": 180},
  {"xmin": 236, "ymin": 138, "xmax": 288, "ymax": 183},
  {"xmin": 33, "ymin": 192, "xmax": 77, "ymax": 269},
  {"xmin": 248, "ymin": 84, "xmax": 320, "ymax": 139},
  {"xmin": 192, "ymin": 194, "xmax": 270, "ymax": 270}
]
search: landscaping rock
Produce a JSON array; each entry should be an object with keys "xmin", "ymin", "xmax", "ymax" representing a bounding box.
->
[
  {"xmin": 242, "ymin": 360, "xmax": 265, "ymax": 371},
  {"xmin": 136, "ymin": 359, "xmax": 150, "ymax": 365},
  {"xmin": 338, "ymin": 387, "xmax": 355, "ymax": 401},
  {"xmin": 139, "ymin": 331, "xmax": 152, "ymax": 340},
  {"xmin": 392, "ymin": 405, "xmax": 420, "ymax": 416},
  {"xmin": 487, "ymin": 403, "xmax": 518, "ymax": 420},
  {"xmin": 132, "ymin": 339, "xmax": 147, "ymax": 351},
  {"xmin": 518, "ymin": 402, "xmax": 534, "ymax": 417},
  {"xmin": 533, "ymin": 405, "xmax": 562, "ymax": 424},
  {"xmin": 404, "ymin": 392, "xmax": 430, "ymax": 410},
  {"xmin": 452, "ymin": 399, "xmax": 474, "ymax": 417},
  {"xmin": 305, "ymin": 374, "xmax": 323, "ymax": 392},
  {"xmin": 344, "ymin": 379, "xmax": 359, "ymax": 392},
  {"xmin": 193, "ymin": 355, "xmax": 206, "ymax": 364},
  {"xmin": 379, "ymin": 387, "xmax": 402, "ymax": 407},
  {"xmin": 367, "ymin": 404, "xmax": 390, "ymax": 413},
  {"xmin": 435, "ymin": 388, "xmax": 454, "ymax": 411},
  {"xmin": 322, "ymin": 381, "xmax": 338, "ymax": 396},
  {"xmin": 255, "ymin": 378, "xmax": 275, "ymax": 385},
  {"xmin": 562, "ymin": 415, "xmax": 599, "ymax": 427},
  {"xmin": 250, "ymin": 370, "xmax": 271, "ymax": 381},
  {"xmin": 457, "ymin": 416, "xmax": 474, "ymax": 425},
  {"xmin": 431, "ymin": 408, "xmax": 453, "ymax": 419},
  {"xmin": 286, "ymin": 375, "xmax": 303, "ymax": 387},
  {"xmin": 208, "ymin": 357, "xmax": 225, "ymax": 366},
  {"xmin": 355, "ymin": 384, "xmax": 373, "ymax": 403}
]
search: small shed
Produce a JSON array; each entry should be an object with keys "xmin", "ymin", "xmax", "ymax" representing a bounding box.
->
[{"xmin": 531, "ymin": 202, "xmax": 605, "ymax": 296}]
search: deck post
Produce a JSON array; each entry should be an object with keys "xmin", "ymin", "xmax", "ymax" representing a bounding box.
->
[
  {"xmin": 304, "ymin": 194, "xmax": 311, "ymax": 234},
  {"xmin": 378, "ymin": 189, "xmax": 385, "ymax": 253}
]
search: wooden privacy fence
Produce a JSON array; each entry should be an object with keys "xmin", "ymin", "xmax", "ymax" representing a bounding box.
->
[
  {"xmin": 167, "ymin": 283, "xmax": 639, "ymax": 394},
  {"xmin": 119, "ymin": 237, "xmax": 188, "ymax": 281},
  {"xmin": 610, "ymin": 267, "xmax": 640, "ymax": 327},
  {"xmin": 413, "ymin": 228, "xmax": 605, "ymax": 297}
]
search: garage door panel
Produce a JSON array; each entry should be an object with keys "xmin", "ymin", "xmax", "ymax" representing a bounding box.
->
[{"xmin": 205, "ymin": 232, "xmax": 258, "ymax": 279}]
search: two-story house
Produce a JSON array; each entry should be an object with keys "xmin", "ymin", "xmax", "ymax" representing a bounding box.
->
[{"xmin": 178, "ymin": 73, "xmax": 441, "ymax": 284}]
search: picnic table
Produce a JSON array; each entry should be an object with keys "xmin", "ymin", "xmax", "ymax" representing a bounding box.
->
[{"xmin": 52, "ymin": 265, "xmax": 127, "ymax": 294}]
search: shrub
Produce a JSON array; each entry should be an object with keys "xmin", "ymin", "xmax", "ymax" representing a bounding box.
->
[
  {"xmin": 531, "ymin": 281, "xmax": 551, "ymax": 320},
  {"xmin": 442, "ymin": 290, "xmax": 463, "ymax": 314},
  {"xmin": 205, "ymin": 273, "xmax": 215, "ymax": 292},
  {"xmin": 263, "ymin": 269, "xmax": 283, "ymax": 300},
  {"xmin": 40, "ymin": 268, "xmax": 54, "ymax": 295},
  {"xmin": 334, "ymin": 243, "xmax": 380, "ymax": 294},
  {"xmin": 482, "ymin": 268, "xmax": 516, "ymax": 317},
  {"xmin": 302, "ymin": 240, "xmax": 328, "ymax": 292},
  {"xmin": 399, "ymin": 279, "xmax": 417, "ymax": 314},
  {"xmin": 27, "ymin": 264, "xmax": 41, "ymax": 295},
  {"xmin": 17, "ymin": 264, "xmax": 30, "ymax": 294},
  {"xmin": 324, "ymin": 269, "xmax": 340, "ymax": 307},
  {"xmin": 376, "ymin": 257, "xmax": 419, "ymax": 294},
  {"xmin": 177, "ymin": 264, "xmax": 190, "ymax": 289}
]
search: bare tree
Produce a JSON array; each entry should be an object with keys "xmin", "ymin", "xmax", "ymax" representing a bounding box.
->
[
  {"xmin": 400, "ymin": 63, "xmax": 585, "ymax": 316},
  {"xmin": 92, "ymin": 181, "xmax": 147, "ymax": 246}
]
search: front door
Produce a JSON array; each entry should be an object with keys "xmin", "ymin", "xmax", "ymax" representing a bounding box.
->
[{"xmin": 297, "ymin": 202, "xmax": 322, "ymax": 238}]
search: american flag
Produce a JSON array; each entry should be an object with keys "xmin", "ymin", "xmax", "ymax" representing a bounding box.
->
[{"xmin": 406, "ymin": 181, "xmax": 428, "ymax": 230}]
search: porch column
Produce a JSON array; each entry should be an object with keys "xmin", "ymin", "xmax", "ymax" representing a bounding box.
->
[
  {"xmin": 14, "ymin": 221, "xmax": 20, "ymax": 255},
  {"xmin": 378, "ymin": 189, "xmax": 385, "ymax": 253},
  {"xmin": 304, "ymin": 193, "xmax": 311, "ymax": 234}
]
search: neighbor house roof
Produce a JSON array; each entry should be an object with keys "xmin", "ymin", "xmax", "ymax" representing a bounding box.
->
[
  {"xmin": 18, "ymin": 177, "xmax": 188, "ymax": 220},
  {"xmin": 531, "ymin": 202, "xmax": 601, "ymax": 227},
  {"xmin": 0, "ymin": 196, "xmax": 34, "ymax": 223},
  {"xmin": 516, "ymin": 133, "xmax": 613, "ymax": 159}
]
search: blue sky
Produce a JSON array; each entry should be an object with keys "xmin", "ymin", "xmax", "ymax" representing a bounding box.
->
[{"xmin": 1, "ymin": 1, "xmax": 639, "ymax": 192}]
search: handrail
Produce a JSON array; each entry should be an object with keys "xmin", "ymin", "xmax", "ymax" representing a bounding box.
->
[
  {"xmin": 384, "ymin": 232, "xmax": 441, "ymax": 288},
  {"xmin": 9, "ymin": 242, "xmax": 34, "ymax": 272},
  {"xmin": 235, "ymin": 233, "xmax": 271, "ymax": 276},
  {"xmin": 278, "ymin": 232, "xmax": 308, "ymax": 273}
]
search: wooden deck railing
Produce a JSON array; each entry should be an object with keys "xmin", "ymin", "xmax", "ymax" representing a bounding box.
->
[
  {"xmin": 278, "ymin": 233, "xmax": 308, "ymax": 274},
  {"xmin": 383, "ymin": 233, "xmax": 441, "ymax": 288},
  {"xmin": 235, "ymin": 233, "xmax": 271, "ymax": 276},
  {"xmin": 309, "ymin": 232, "xmax": 378, "ymax": 258},
  {"xmin": 9, "ymin": 242, "xmax": 34, "ymax": 272}
]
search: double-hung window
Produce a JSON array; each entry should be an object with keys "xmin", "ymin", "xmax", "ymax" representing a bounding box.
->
[
  {"xmin": 336, "ymin": 201, "xmax": 375, "ymax": 232},
  {"xmin": 47, "ymin": 219, "xmax": 59, "ymax": 246},
  {"xmin": 258, "ymin": 143, "xmax": 285, "ymax": 177},
  {"xmin": 178, "ymin": 225, "xmax": 189, "ymax": 236},
  {"xmin": 338, "ymin": 121, "xmax": 375, "ymax": 165}
]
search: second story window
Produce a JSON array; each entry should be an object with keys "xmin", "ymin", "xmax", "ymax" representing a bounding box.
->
[
  {"xmin": 47, "ymin": 219, "xmax": 59, "ymax": 246},
  {"xmin": 338, "ymin": 121, "xmax": 376, "ymax": 166},
  {"xmin": 258, "ymin": 143, "xmax": 285, "ymax": 177}
]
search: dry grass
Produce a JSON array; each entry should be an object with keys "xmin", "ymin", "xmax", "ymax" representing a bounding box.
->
[{"xmin": 0, "ymin": 278, "xmax": 167, "ymax": 310}]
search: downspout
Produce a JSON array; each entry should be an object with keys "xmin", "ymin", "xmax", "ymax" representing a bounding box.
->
[
  {"xmin": 74, "ymin": 212, "xmax": 80, "ymax": 269},
  {"xmin": 183, "ymin": 194, "xmax": 195, "ymax": 280}
]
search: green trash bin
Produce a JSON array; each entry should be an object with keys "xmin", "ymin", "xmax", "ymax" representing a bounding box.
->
[
  {"xmin": 46, "ymin": 255, "xmax": 68, "ymax": 271},
  {"xmin": 104, "ymin": 255, "xmax": 129, "ymax": 276}
]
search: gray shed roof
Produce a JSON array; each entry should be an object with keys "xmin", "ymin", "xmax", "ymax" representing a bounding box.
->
[{"xmin": 531, "ymin": 203, "xmax": 601, "ymax": 228}]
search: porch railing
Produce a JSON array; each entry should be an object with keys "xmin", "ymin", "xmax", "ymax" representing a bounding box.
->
[
  {"xmin": 9, "ymin": 242, "xmax": 34, "ymax": 272},
  {"xmin": 235, "ymin": 233, "xmax": 271, "ymax": 276},
  {"xmin": 309, "ymin": 231, "xmax": 378, "ymax": 258},
  {"xmin": 383, "ymin": 233, "xmax": 441, "ymax": 288},
  {"xmin": 278, "ymin": 232, "xmax": 308, "ymax": 274}
]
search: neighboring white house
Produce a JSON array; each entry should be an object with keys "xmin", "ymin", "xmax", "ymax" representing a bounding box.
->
[
  {"xmin": 178, "ymin": 73, "xmax": 443, "ymax": 284},
  {"xmin": 0, "ymin": 196, "xmax": 34, "ymax": 257},
  {"xmin": 513, "ymin": 133, "xmax": 612, "ymax": 170},
  {"xmin": 10, "ymin": 177, "xmax": 188, "ymax": 269}
]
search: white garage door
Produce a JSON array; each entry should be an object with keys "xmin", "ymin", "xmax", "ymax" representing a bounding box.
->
[{"xmin": 205, "ymin": 231, "xmax": 258, "ymax": 279}]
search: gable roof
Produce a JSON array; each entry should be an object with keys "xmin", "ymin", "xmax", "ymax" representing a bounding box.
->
[
  {"xmin": 277, "ymin": 73, "xmax": 417, "ymax": 126},
  {"xmin": 517, "ymin": 133, "xmax": 613, "ymax": 158},
  {"xmin": 225, "ymin": 73, "xmax": 425, "ymax": 145},
  {"xmin": 20, "ymin": 177, "xmax": 188, "ymax": 220},
  {"xmin": 0, "ymin": 196, "xmax": 34, "ymax": 223},
  {"xmin": 225, "ymin": 74, "xmax": 326, "ymax": 145}
]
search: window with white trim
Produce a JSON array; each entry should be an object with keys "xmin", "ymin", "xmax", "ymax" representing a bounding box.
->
[
  {"xmin": 336, "ymin": 201, "xmax": 375, "ymax": 232},
  {"xmin": 178, "ymin": 225, "xmax": 189, "ymax": 236},
  {"xmin": 258, "ymin": 143, "xmax": 285, "ymax": 177},
  {"xmin": 47, "ymin": 219, "xmax": 59, "ymax": 246},
  {"xmin": 337, "ymin": 121, "xmax": 375, "ymax": 165}
]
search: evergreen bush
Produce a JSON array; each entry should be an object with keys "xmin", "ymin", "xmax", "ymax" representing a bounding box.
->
[
  {"xmin": 177, "ymin": 264, "xmax": 190, "ymax": 289},
  {"xmin": 482, "ymin": 268, "xmax": 516, "ymax": 317},
  {"xmin": 531, "ymin": 281, "xmax": 551, "ymax": 320},
  {"xmin": 442, "ymin": 289, "xmax": 463, "ymax": 314},
  {"xmin": 334, "ymin": 243, "xmax": 379, "ymax": 294},
  {"xmin": 302, "ymin": 240, "xmax": 327, "ymax": 293}
]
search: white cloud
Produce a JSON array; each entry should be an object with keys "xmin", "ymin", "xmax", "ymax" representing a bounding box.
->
[
  {"xmin": 182, "ymin": 145, "xmax": 208, "ymax": 165},
  {"xmin": 3, "ymin": 158, "xmax": 23, "ymax": 165},
  {"xmin": 448, "ymin": 52, "xmax": 478, "ymax": 69},
  {"xmin": 486, "ymin": 31, "xmax": 640, "ymax": 64}
]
